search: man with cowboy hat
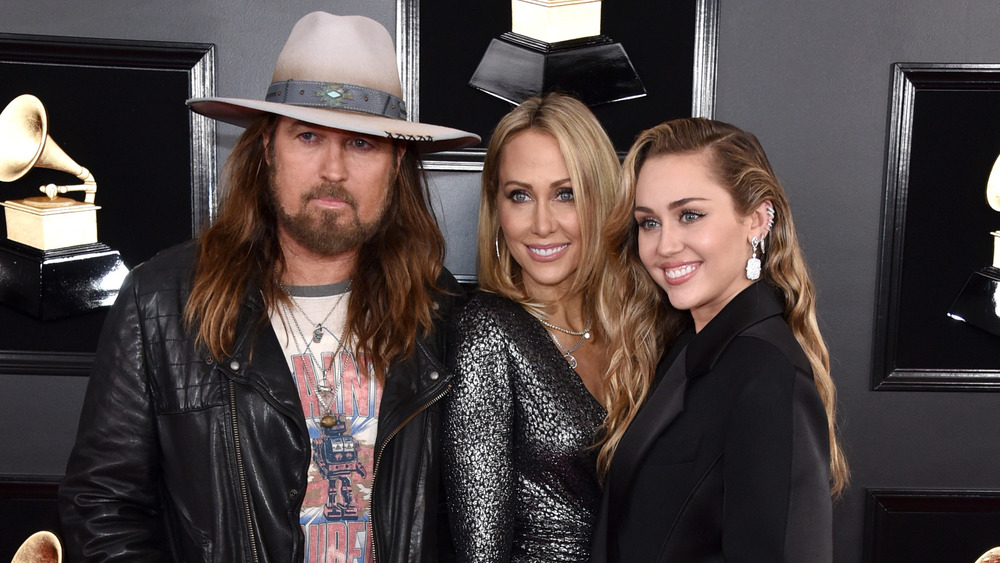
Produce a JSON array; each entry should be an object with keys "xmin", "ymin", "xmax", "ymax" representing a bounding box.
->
[{"xmin": 59, "ymin": 12, "xmax": 478, "ymax": 562}]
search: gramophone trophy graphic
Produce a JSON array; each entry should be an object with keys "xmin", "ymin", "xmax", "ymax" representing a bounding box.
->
[
  {"xmin": 0, "ymin": 93, "xmax": 129, "ymax": 320},
  {"xmin": 947, "ymin": 151, "xmax": 1000, "ymax": 337}
]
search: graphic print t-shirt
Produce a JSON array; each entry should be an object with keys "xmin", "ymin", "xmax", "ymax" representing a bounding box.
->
[{"xmin": 270, "ymin": 280, "xmax": 383, "ymax": 563}]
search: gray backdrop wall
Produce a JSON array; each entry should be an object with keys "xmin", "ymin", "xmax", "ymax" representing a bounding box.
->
[
  {"xmin": 713, "ymin": 2, "xmax": 1000, "ymax": 560},
  {"xmin": 2, "ymin": 1, "xmax": 1000, "ymax": 561}
]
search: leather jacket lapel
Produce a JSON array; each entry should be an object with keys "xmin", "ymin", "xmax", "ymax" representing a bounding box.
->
[{"xmin": 223, "ymin": 288, "xmax": 305, "ymax": 423}]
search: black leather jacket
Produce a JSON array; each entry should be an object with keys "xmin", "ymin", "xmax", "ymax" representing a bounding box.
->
[{"xmin": 59, "ymin": 241, "xmax": 461, "ymax": 562}]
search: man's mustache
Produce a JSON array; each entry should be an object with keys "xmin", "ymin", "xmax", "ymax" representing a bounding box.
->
[{"xmin": 302, "ymin": 183, "xmax": 357, "ymax": 208}]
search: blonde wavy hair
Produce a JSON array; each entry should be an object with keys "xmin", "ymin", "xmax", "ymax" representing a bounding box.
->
[
  {"xmin": 477, "ymin": 93, "xmax": 620, "ymax": 335},
  {"xmin": 597, "ymin": 117, "xmax": 849, "ymax": 498}
]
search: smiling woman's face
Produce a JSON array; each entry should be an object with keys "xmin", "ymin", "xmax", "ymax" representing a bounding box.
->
[
  {"xmin": 634, "ymin": 150, "xmax": 756, "ymax": 331},
  {"xmin": 495, "ymin": 129, "xmax": 581, "ymax": 302}
]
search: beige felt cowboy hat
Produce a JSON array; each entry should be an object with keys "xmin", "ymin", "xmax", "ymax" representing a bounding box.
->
[{"xmin": 187, "ymin": 12, "xmax": 479, "ymax": 153}]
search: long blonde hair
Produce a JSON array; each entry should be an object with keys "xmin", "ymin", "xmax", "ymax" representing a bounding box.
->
[
  {"xmin": 598, "ymin": 117, "xmax": 849, "ymax": 498},
  {"xmin": 477, "ymin": 93, "xmax": 620, "ymax": 334}
]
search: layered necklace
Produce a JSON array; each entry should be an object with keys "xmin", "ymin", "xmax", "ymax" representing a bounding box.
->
[
  {"xmin": 281, "ymin": 280, "xmax": 352, "ymax": 344},
  {"xmin": 541, "ymin": 316, "xmax": 591, "ymax": 369},
  {"xmin": 280, "ymin": 280, "xmax": 351, "ymax": 427}
]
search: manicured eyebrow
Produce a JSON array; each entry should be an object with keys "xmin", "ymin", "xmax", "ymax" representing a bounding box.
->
[
  {"xmin": 502, "ymin": 177, "xmax": 572, "ymax": 189},
  {"xmin": 634, "ymin": 197, "xmax": 708, "ymax": 215},
  {"xmin": 668, "ymin": 197, "xmax": 708, "ymax": 210}
]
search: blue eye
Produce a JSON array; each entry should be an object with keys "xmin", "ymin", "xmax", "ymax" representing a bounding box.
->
[
  {"xmin": 555, "ymin": 188, "xmax": 574, "ymax": 202},
  {"xmin": 636, "ymin": 217, "xmax": 660, "ymax": 230},
  {"xmin": 509, "ymin": 190, "xmax": 530, "ymax": 203},
  {"xmin": 680, "ymin": 210, "xmax": 704, "ymax": 223}
]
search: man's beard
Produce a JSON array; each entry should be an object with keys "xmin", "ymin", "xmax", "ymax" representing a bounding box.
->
[{"xmin": 270, "ymin": 177, "xmax": 390, "ymax": 257}]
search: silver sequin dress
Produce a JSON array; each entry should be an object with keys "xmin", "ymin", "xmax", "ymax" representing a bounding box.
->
[{"xmin": 443, "ymin": 291, "xmax": 606, "ymax": 562}]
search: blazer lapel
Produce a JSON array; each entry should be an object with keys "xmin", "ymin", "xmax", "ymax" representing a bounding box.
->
[
  {"xmin": 592, "ymin": 283, "xmax": 788, "ymax": 561},
  {"xmin": 606, "ymin": 344, "xmax": 689, "ymax": 525}
]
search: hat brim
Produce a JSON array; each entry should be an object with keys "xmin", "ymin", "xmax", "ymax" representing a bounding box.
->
[{"xmin": 187, "ymin": 97, "xmax": 480, "ymax": 153}]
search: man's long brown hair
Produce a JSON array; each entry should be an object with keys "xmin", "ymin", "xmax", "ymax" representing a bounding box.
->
[{"xmin": 183, "ymin": 114, "xmax": 446, "ymax": 379}]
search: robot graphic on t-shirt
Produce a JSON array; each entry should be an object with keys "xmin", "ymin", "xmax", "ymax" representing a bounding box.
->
[{"xmin": 313, "ymin": 414, "xmax": 367, "ymax": 519}]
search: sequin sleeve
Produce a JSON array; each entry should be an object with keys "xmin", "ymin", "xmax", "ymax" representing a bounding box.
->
[
  {"xmin": 443, "ymin": 292, "xmax": 604, "ymax": 562},
  {"xmin": 443, "ymin": 296, "xmax": 516, "ymax": 562}
]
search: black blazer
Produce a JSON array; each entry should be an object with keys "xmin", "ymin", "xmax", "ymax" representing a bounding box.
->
[{"xmin": 590, "ymin": 283, "xmax": 832, "ymax": 562}]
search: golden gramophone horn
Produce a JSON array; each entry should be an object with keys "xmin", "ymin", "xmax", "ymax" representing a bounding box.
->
[
  {"xmin": 989, "ymin": 151, "xmax": 1000, "ymax": 212},
  {"xmin": 0, "ymin": 94, "xmax": 96, "ymax": 203}
]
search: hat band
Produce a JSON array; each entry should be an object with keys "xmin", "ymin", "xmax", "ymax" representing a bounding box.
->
[{"xmin": 265, "ymin": 80, "xmax": 407, "ymax": 120}]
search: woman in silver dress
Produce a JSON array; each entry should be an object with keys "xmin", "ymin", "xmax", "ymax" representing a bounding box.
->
[{"xmin": 442, "ymin": 93, "xmax": 620, "ymax": 562}]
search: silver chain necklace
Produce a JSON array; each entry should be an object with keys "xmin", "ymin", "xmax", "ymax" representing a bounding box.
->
[
  {"xmin": 280, "ymin": 285, "xmax": 351, "ymax": 428},
  {"xmin": 540, "ymin": 317, "xmax": 591, "ymax": 369},
  {"xmin": 540, "ymin": 317, "xmax": 592, "ymax": 340},
  {"xmin": 547, "ymin": 329, "xmax": 587, "ymax": 369},
  {"xmin": 280, "ymin": 280, "xmax": 351, "ymax": 343}
]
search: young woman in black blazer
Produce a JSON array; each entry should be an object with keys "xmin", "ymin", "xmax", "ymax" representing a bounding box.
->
[{"xmin": 591, "ymin": 118, "xmax": 849, "ymax": 562}]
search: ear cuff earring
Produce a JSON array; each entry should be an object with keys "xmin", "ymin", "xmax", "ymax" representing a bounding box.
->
[
  {"xmin": 760, "ymin": 203, "xmax": 777, "ymax": 255},
  {"xmin": 746, "ymin": 236, "xmax": 761, "ymax": 281}
]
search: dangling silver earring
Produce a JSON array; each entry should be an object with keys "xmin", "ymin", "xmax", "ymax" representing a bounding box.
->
[
  {"xmin": 746, "ymin": 236, "xmax": 761, "ymax": 280},
  {"xmin": 495, "ymin": 230, "xmax": 502, "ymax": 261}
]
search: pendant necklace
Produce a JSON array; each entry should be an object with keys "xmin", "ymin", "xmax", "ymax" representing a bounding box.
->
[
  {"xmin": 284, "ymin": 304, "xmax": 344, "ymax": 428},
  {"xmin": 280, "ymin": 283, "xmax": 351, "ymax": 428},
  {"xmin": 541, "ymin": 317, "xmax": 591, "ymax": 369},
  {"xmin": 281, "ymin": 280, "xmax": 351, "ymax": 343}
]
